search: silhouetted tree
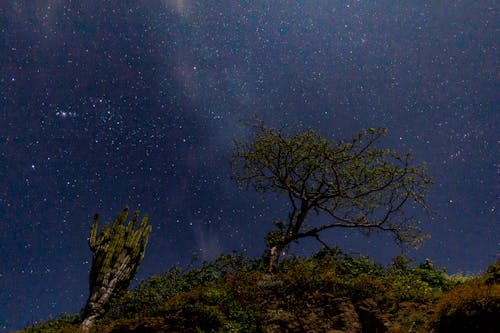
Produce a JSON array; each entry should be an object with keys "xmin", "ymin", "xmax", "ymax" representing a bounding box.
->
[
  {"xmin": 231, "ymin": 120, "xmax": 432, "ymax": 272},
  {"xmin": 80, "ymin": 207, "xmax": 151, "ymax": 332}
]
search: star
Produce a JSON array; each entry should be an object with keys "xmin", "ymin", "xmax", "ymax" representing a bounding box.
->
[{"xmin": 0, "ymin": 1, "xmax": 497, "ymax": 331}]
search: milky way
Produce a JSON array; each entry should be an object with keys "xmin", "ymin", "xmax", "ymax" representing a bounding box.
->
[{"xmin": 0, "ymin": 1, "xmax": 498, "ymax": 331}]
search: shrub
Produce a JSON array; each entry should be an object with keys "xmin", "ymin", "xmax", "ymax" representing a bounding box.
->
[
  {"xmin": 484, "ymin": 261, "xmax": 500, "ymax": 285},
  {"xmin": 103, "ymin": 253, "xmax": 262, "ymax": 320},
  {"xmin": 412, "ymin": 259, "xmax": 457, "ymax": 291},
  {"xmin": 18, "ymin": 314, "xmax": 79, "ymax": 333},
  {"xmin": 431, "ymin": 281, "xmax": 500, "ymax": 332},
  {"xmin": 384, "ymin": 257, "xmax": 459, "ymax": 304},
  {"xmin": 335, "ymin": 254, "xmax": 383, "ymax": 278},
  {"xmin": 20, "ymin": 252, "xmax": 496, "ymax": 333}
]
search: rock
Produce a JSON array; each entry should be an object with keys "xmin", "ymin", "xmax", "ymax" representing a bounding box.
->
[
  {"xmin": 265, "ymin": 295, "xmax": 389, "ymax": 333},
  {"xmin": 330, "ymin": 298, "xmax": 363, "ymax": 333},
  {"xmin": 356, "ymin": 298, "xmax": 388, "ymax": 333}
]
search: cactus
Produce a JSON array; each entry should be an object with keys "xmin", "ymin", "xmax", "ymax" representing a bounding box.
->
[{"xmin": 80, "ymin": 207, "xmax": 152, "ymax": 332}]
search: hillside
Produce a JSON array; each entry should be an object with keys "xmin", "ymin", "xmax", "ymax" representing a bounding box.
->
[{"xmin": 18, "ymin": 249, "xmax": 499, "ymax": 333}]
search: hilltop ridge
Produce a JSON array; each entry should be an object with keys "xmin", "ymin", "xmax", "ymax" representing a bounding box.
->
[{"xmin": 18, "ymin": 249, "xmax": 500, "ymax": 333}]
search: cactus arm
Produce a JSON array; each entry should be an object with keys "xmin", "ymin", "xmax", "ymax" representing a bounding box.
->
[{"xmin": 89, "ymin": 214, "xmax": 99, "ymax": 251}]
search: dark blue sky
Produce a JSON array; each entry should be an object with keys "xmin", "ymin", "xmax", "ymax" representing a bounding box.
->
[{"xmin": 1, "ymin": 1, "xmax": 498, "ymax": 331}]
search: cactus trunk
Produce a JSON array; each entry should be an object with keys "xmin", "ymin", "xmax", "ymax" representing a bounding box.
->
[{"xmin": 80, "ymin": 208, "xmax": 151, "ymax": 332}]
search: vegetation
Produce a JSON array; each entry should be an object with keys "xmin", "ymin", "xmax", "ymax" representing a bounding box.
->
[
  {"xmin": 429, "ymin": 262, "xmax": 500, "ymax": 333},
  {"xmin": 80, "ymin": 208, "xmax": 152, "ymax": 332},
  {"xmin": 15, "ymin": 123, "xmax": 498, "ymax": 332},
  {"xmin": 17, "ymin": 250, "xmax": 498, "ymax": 333},
  {"xmin": 231, "ymin": 120, "xmax": 432, "ymax": 272}
]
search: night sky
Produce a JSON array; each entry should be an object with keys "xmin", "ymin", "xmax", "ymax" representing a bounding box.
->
[{"xmin": 1, "ymin": 1, "xmax": 498, "ymax": 331}]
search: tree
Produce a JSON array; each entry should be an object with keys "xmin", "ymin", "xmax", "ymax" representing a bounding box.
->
[
  {"xmin": 80, "ymin": 207, "xmax": 152, "ymax": 332},
  {"xmin": 231, "ymin": 120, "xmax": 432, "ymax": 272}
]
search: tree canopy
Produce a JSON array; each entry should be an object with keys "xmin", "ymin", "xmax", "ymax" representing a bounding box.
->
[{"xmin": 231, "ymin": 120, "xmax": 432, "ymax": 271}]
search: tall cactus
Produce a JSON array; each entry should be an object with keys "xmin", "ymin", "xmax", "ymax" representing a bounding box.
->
[{"xmin": 80, "ymin": 207, "xmax": 152, "ymax": 332}]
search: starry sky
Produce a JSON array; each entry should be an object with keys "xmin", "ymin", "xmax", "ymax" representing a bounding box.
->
[{"xmin": 0, "ymin": 0, "xmax": 498, "ymax": 331}]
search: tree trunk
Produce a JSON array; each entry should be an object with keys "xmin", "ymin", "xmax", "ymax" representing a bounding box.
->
[
  {"xmin": 79, "ymin": 315, "xmax": 97, "ymax": 333},
  {"xmin": 267, "ymin": 244, "xmax": 281, "ymax": 273},
  {"xmin": 80, "ymin": 273, "xmax": 122, "ymax": 332},
  {"xmin": 267, "ymin": 206, "xmax": 309, "ymax": 272}
]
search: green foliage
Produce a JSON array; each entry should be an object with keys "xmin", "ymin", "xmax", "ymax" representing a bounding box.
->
[
  {"xmin": 484, "ymin": 261, "xmax": 500, "ymax": 284},
  {"xmin": 232, "ymin": 119, "xmax": 432, "ymax": 272},
  {"xmin": 21, "ymin": 251, "xmax": 495, "ymax": 333},
  {"xmin": 384, "ymin": 256, "xmax": 458, "ymax": 304},
  {"xmin": 16, "ymin": 314, "xmax": 79, "ymax": 333},
  {"xmin": 264, "ymin": 221, "xmax": 285, "ymax": 247},
  {"xmin": 430, "ymin": 280, "xmax": 500, "ymax": 332},
  {"xmin": 413, "ymin": 259, "xmax": 457, "ymax": 290},
  {"xmin": 335, "ymin": 254, "xmax": 384, "ymax": 278},
  {"xmin": 103, "ymin": 253, "xmax": 264, "ymax": 321}
]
